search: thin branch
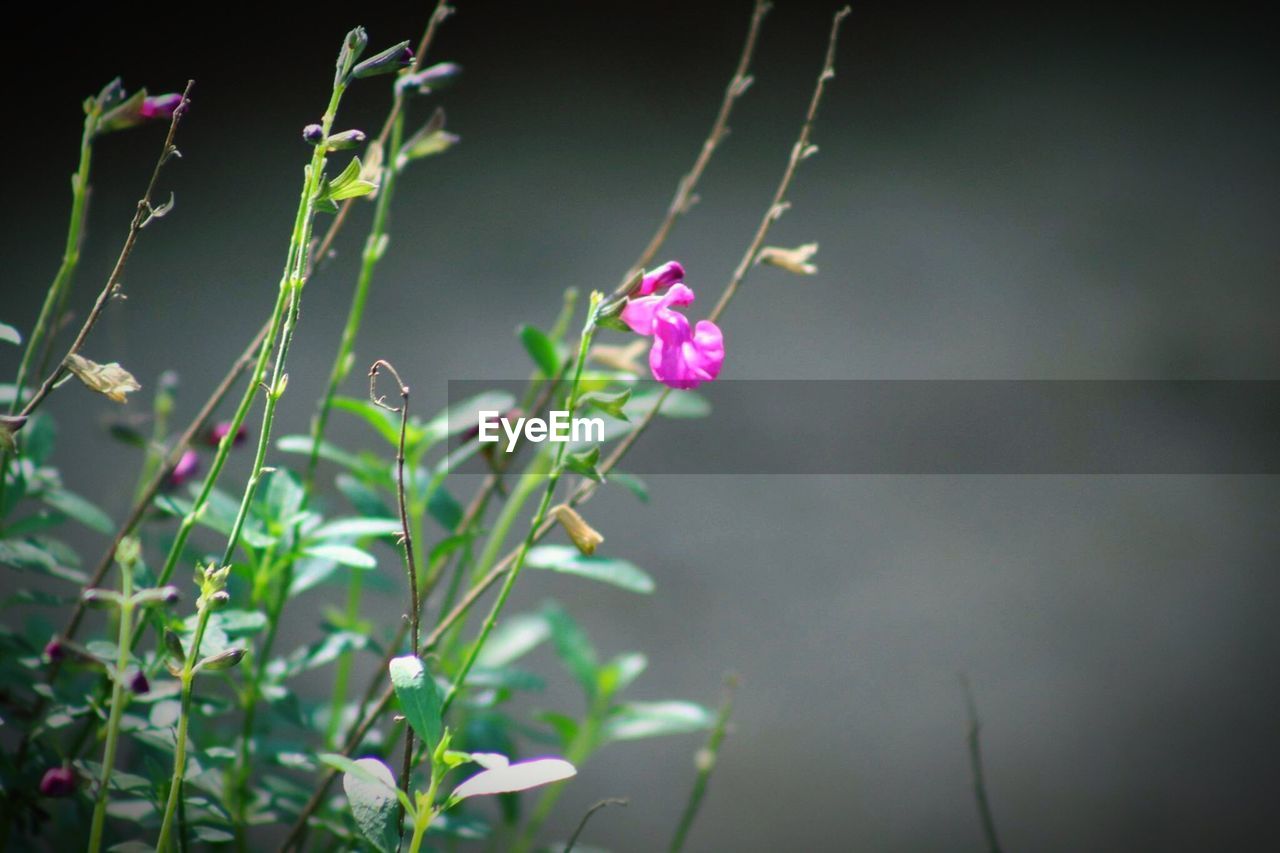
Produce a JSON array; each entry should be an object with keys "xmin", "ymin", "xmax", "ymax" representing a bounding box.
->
[
  {"xmin": 623, "ymin": 0, "xmax": 771, "ymax": 283},
  {"xmin": 368, "ymin": 359, "xmax": 421, "ymax": 810},
  {"xmin": 565, "ymin": 798, "xmax": 629, "ymax": 853},
  {"xmin": 20, "ymin": 81, "xmax": 195, "ymax": 418},
  {"xmin": 961, "ymin": 675, "xmax": 1003, "ymax": 853},
  {"xmin": 669, "ymin": 674, "xmax": 738, "ymax": 852}
]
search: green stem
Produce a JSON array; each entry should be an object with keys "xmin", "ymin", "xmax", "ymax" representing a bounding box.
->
[
  {"xmin": 158, "ymin": 60, "xmax": 353, "ymax": 850},
  {"xmin": 303, "ymin": 110, "xmax": 406, "ymax": 494},
  {"xmin": 0, "ymin": 106, "xmax": 97, "ymax": 514},
  {"xmin": 442, "ymin": 293, "xmax": 601, "ymax": 717},
  {"xmin": 155, "ymin": 606, "xmax": 210, "ymax": 852},
  {"xmin": 669, "ymin": 679, "xmax": 737, "ymax": 853},
  {"xmin": 313, "ymin": 112, "xmax": 405, "ymax": 751},
  {"xmin": 87, "ymin": 570, "xmax": 134, "ymax": 853},
  {"xmin": 230, "ymin": 546, "xmax": 281, "ymax": 850},
  {"xmin": 12, "ymin": 107, "xmax": 96, "ymax": 410}
]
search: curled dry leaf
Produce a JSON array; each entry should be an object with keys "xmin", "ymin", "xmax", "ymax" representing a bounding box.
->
[
  {"xmin": 553, "ymin": 505, "xmax": 604, "ymax": 556},
  {"xmin": 63, "ymin": 354, "xmax": 141, "ymax": 403},
  {"xmin": 757, "ymin": 242, "xmax": 819, "ymax": 276}
]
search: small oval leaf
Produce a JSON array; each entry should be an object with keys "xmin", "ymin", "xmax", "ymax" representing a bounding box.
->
[{"xmin": 451, "ymin": 758, "xmax": 576, "ymax": 801}]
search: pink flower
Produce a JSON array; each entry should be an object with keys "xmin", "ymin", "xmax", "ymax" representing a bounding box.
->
[
  {"xmin": 619, "ymin": 267, "xmax": 724, "ymax": 390},
  {"xmin": 167, "ymin": 450, "xmax": 200, "ymax": 489},
  {"xmin": 650, "ymin": 310, "xmax": 725, "ymax": 390},
  {"xmin": 636, "ymin": 260, "xmax": 685, "ymax": 296},
  {"xmin": 206, "ymin": 421, "xmax": 247, "ymax": 448},
  {"xmin": 39, "ymin": 766, "xmax": 77, "ymax": 798},
  {"xmin": 139, "ymin": 93, "xmax": 183, "ymax": 121}
]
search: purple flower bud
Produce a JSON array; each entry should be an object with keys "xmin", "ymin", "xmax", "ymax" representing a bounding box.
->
[
  {"xmin": 206, "ymin": 421, "xmax": 247, "ymax": 448},
  {"xmin": 398, "ymin": 62, "xmax": 462, "ymax": 94},
  {"xmin": 39, "ymin": 766, "xmax": 77, "ymax": 798},
  {"xmin": 44, "ymin": 637, "xmax": 65, "ymax": 662},
  {"xmin": 637, "ymin": 261, "xmax": 685, "ymax": 296},
  {"xmin": 351, "ymin": 41, "xmax": 414, "ymax": 79},
  {"xmin": 139, "ymin": 93, "xmax": 183, "ymax": 121},
  {"xmin": 303, "ymin": 123, "xmax": 324, "ymax": 145},
  {"xmin": 162, "ymin": 585, "xmax": 181, "ymax": 605},
  {"xmin": 167, "ymin": 450, "xmax": 200, "ymax": 489},
  {"xmin": 127, "ymin": 670, "xmax": 150, "ymax": 695}
]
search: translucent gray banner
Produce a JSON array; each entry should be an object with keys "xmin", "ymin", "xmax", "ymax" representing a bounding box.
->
[{"xmin": 444, "ymin": 380, "xmax": 1280, "ymax": 474}]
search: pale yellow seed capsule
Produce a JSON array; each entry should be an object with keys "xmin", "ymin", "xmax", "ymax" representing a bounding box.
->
[{"xmin": 554, "ymin": 505, "xmax": 604, "ymax": 556}]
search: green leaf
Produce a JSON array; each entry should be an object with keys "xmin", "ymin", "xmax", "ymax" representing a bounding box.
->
[
  {"xmin": 428, "ymin": 531, "xmax": 479, "ymax": 564},
  {"xmin": 288, "ymin": 555, "xmax": 341, "ymax": 596},
  {"xmin": 597, "ymin": 652, "xmax": 648, "ymax": 698},
  {"xmin": 518, "ymin": 325, "xmax": 563, "ymax": 378},
  {"xmin": 534, "ymin": 711, "xmax": 580, "ymax": 750},
  {"xmin": 579, "ymin": 388, "xmax": 631, "ymax": 421},
  {"xmin": 0, "ymin": 540, "xmax": 87, "ymax": 583},
  {"xmin": 450, "ymin": 758, "xmax": 576, "ymax": 802},
  {"xmin": 626, "ymin": 387, "xmax": 711, "ymax": 419},
  {"xmin": 277, "ymin": 434, "xmax": 367, "ymax": 474},
  {"xmin": 389, "ymin": 655, "xmax": 444, "ymax": 753},
  {"xmin": 602, "ymin": 700, "xmax": 715, "ymax": 742},
  {"xmin": 427, "ymin": 485, "xmax": 463, "ymax": 531},
  {"xmin": 301, "ymin": 543, "xmax": 376, "ymax": 570},
  {"xmin": 321, "ymin": 156, "xmax": 377, "ymax": 202},
  {"xmin": 310, "ymin": 517, "xmax": 402, "ymax": 541},
  {"xmin": 332, "ymin": 396, "xmax": 402, "ymax": 447},
  {"xmin": 474, "ymin": 613, "xmax": 551, "ymax": 668},
  {"xmin": 542, "ymin": 602, "xmax": 598, "ymax": 699},
  {"xmin": 526, "ymin": 545, "xmax": 654, "ymax": 594},
  {"xmin": 609, "ymin": 471, "xmax": 649, "ymax": 502},
  {"xmin": 400, "ymin": 123, "xmax": 459, "ymax": 164},
  {"xmin": 323, "ymin": 755, "xmax": 406, "ymax": 852},
  {"xmin": 23, "ymin": 414, "xmax": 56, "ymax": 466},
  {"xmin": 0, "ymin": 322, "xmax": 20, "ymax": 346},
  {"xmin": 41, "ymin": 489, "xmax": 113, "ymax": 534},
  {"xmin": 274, "ymin": 631, "xmax": 369, "ymax": 679},
  {"xmin": 422, "ymin": 391, "xmax": 516, "ymax": 445},
  {"xmin": 336, "ymin": 474, "xmax": 392, "ymax": 518},
  {"xmin": 561, "ymin": 446, "xmax": 602, "ymax": 483}
]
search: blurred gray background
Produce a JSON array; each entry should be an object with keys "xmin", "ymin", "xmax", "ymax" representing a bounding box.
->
[{"xmin": 3, "ymin": 2, "xmax": 1279, "ymax": 849}]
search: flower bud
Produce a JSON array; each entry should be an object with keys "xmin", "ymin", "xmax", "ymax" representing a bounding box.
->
[
  {"xmin": 206, "ymin": 420, "xmax": 247, "ymax": 448},
  {"xmin": 81, "ymin": 588, "xmax": 122, "ymax": 609},
  {"xmin": 44, "ymin": 637, "xmax": 66, "ymax": 662},
  {"xmin": 39, "ymin": 766, "xmax": 77, "ymax": 798},
  {"xmin": 97, "ymin": 88, "xmax": 182, "ymax": 134},
  {"xmin": 637, "ymin": 261, "xmax": 685, "ymax": 296},
  {"xmin": 302, "ymin": 123, "xmax": 325, "ymax": 145},
  {"xmin": 553, "ymin": 505, "xmax": 604, "ymax": 556},
  {"xmin": 351, "ymin": 41, "xmax": 414, "ymax": 79},
  {"xmin": 167, "ymin": 450, "xmax": 200, "ymax": 489},
  {"xmin": 139, "ymin": 93, "xmax": 183, "ymax": 122},
  {"xmin": 325, "ymin": 129, "xmax": 367, "ymax": 150},
  {"xmin": 132, "ymin": 585, "xmax": 181, "ymax": 607},
  {"xmin": 397, "ymin": 62, "xmax": 461, "ymax": 95},
  {"xmin": 198, "ymin": 647, "xmax": 246, "ymax": 672},
  {"xmin": 127, "ymin": 670, "xmax": 150, "ymax": 695},
  {"xmin": 336, "ymin": 27, "xmax": 370, "ymax": 84}
]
